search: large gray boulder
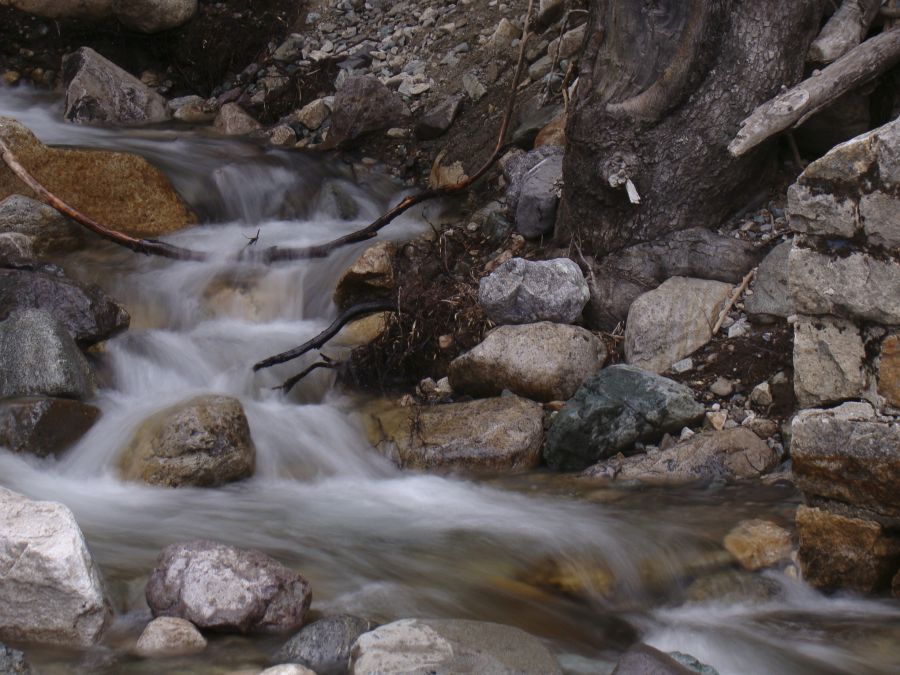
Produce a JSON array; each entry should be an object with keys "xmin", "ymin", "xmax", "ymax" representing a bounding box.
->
[
  {"xmin": 448, "ymin": 322, "xmax": 606, "ymax": 402},
  {"xmin": 515, "ymin": 153, "xmax": 562, "ymax": 239},
  {"xmin": 62, "ymin": 47, "xmax": 170, "ymax": 125},
  {"xmin": 274, "ymin": 615, "xmax": 377, "ymax": 675},
  {"xmin": 363, "ymin": 396, "xmax": 544, "ymax": 474},
  {"xmin": 0, "ymin": 268, "xmax": 130, "ymax": 345},
  {"xmin": 0, "ymin": 309, "xmax": 95, "ymax": 400},
  {"xmin": 0, "ymin": 487, "xmax": 112, "ymax": 647},
  {"xmin": 0, "ymin": 194, "xmax": 85, "ymax": 255},
  {"xmin": 544, "ymin": 365, "xmax": 705, "ymax": 471},
  {"xmin": 146, "ymin": 540, "xmax": 312, "ymax": 634},
  {"xmin": 328, "ymin": 76, "xmax": 410, "ymax": 147},
  {"xmin": 502, "ymin": 146, "xmax": 563, "ymax": 214},
  {"xmin": 584, "ymin": 428, "xmax": 779, "ymax": 484},
  {"xmin": 0, "ymin": 397, "xmax": 101, "ymax": 456},
  {"xmin": 745, "ymin": 239, "xmax": 793, "ymax": 322},
  {"xmin": 624, "ymin": 277, "xmax": 733, "ymax": 374},
  {"xmin": 118, "ymin": 395, "xmax": 256, "ymax": 487},
  {"xmin": 349, "ymin": 619, "xmax": 562, "ymax": 675},
  {"xmin": 112, "ymin": 0, "xmax": 197, "ymax": 33},
  {"xmin": 478, "ymin": 257, "xmax": 589, "ymax": 325}
]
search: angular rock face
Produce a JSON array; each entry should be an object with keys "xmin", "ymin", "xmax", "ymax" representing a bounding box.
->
[
  {"xmin": 0, "ymin": 268, "xmax": 130, "ymax": 346},
  {"xmin": 274, "ymin": 615, "xmax": 376, "ymax": 675},
  {"xmin": 744, "ymin": 239, "xmax": 793, "ymax": 322},
  {"xmin": 515, "ymin": 154, "xmax": 562, "ymax": 239},
  {"xmin": 112, "ymin": 0, "xmax": 198, "ymax": 34},
  {"xmin": 0, "ymin": 309, "xmax": 95, "ymax": 400},
  {"xmin": 214, "ymin": 103, "xmax": 262, "ymax": 136},
  {"xmin": 796, "ymin": 505, "xmax": 900, "ymax": 593},
  {"xmin": 448, "ymin": 322, "xmax": 606, "ymax": 402},
  {"xmin": 0, "ymin": 194, "xmax": 86, "ymax": 254},
  {"xmin": 478, "ymin": 257, "xmax": 589, "ymax": 325},
  {"xmin": 328, "ymin": 76, "xmax": 410, "ymax": 147},
  {"xmin": 146, "ymin": 540, "xmax": 312, "ymax": 634},
  {"xmin": 0, "ymin": 116, "xmax": 194, "ymax": 238},
  {"xmin": 415, "ymin": 95, "xmax": 462, "ymax": 140},
  {"xmin": 502, "ymin": 146, "xmax": 563, "ymax": 214},
  {"xmin": 134, "ymin": 616, "xmax": 207, "ymax": 657},
  {"xmin": 544, "ymin": 365, "xmax": 705, "ymax": 471},
  {"xmin": 879, "ymin": 334, "xmax": 900, "ymax": 408},
  {"xmin": 0, "ymin": 397, "xmax": 100, "ymax": 456},
  {"xmin": 118, "ymin": 395, "xmax": 256, "ymax": 487},
  {"xmin": 0, "ymin": 487, "xmax": 112, "ymax": 647},
  {"xmin": 349, "ymin": 619, "xmax": 562, "ymax": 675},
  {"xmin": 365, "ymin": 396, "xmax": 544, "ymax": 474},
  {"xmin": 624, "ymin": 276, "xmax": 732, "ymax": 374},
  {"xmin": 62, "ymin": 47, "xmax": 170, "ymax": 125},
  {"xmin": 792, "ymin": 316, "xmax": 865, "ymax": 407},
  {"xmin": 583, "ymin": 428, "xmax": 778, "ymax": 485},
  {"xmin": 333, "ymin": 242, "xmax": 396, "ymax": 311},
  {"xmin": 723, "ymin": 519, "xmax": 793, "ymax": 572}
]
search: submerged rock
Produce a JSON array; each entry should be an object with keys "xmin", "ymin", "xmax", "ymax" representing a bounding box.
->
[
  {"xmin": 134, "ymin": 616, "xmax": 207, "ymax": 657},
  {"xmin": 274, "ymin": 615, "xmax": 377, "ymax": 674},
  {"xmin": 448, "ymin": 322, "xmax": 606, "ymax": 402},
  {"xmin": 478, "ymin": 257, "xmax": 589, "ymax": 325},
  {"xmin": 0, "ymin": 487, "xmax": 112, "ymax": 647},
  {"xmin": 118, "ymin": 394, "xmax": 256, "ymax": 487},
  {"xmin": 62, "ymin": 47, "xmax": 170, "ymax": 125},
  {"xmin": 0, "ymin": 309, "xmax": 95, "ymax": 400},
  {"xmin": 0, "ymin": 116, "xmax": 194, "ymax": 237},
  {"xmin": 146, "ymin": 540, "xmax": 312, "ymax": 634},
  {"xmin": 0, "ymin": 397, "xmax": 100, "ymax": 456},
  {"xmin": 365, "ymin": 396, "xmax": 544, "ymax": 474},
  {"xmin": 544, "ymin": 365, "xmax": 704, "ymax": 471},
  {"xmin": 349, "ymin": 619, "xmax": 562, "ymax": 675},
  {"xmin": 611, "ymin": 644, "xmax": 697, "ymax": 675}
]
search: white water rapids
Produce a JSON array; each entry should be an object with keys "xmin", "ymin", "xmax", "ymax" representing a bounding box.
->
[{"xmin": 1, "ymin": 88, "xmax": 899, "ymax": 674}]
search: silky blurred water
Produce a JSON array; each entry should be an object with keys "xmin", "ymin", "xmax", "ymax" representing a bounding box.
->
[{"xmin": 1, "ymin": 88, "xmax": 899, "ymax": 674}]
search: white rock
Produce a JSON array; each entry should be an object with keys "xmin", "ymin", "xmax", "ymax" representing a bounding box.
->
[
  {"xmin": 135, "ymin": 617, "xmax": 206, "ymax": 657},
  {"xmin": 793, "ymin": 316, "xmax": 865, "ymax": 407}
]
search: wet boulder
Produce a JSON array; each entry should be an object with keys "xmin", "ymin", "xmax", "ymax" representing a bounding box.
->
[
  {"xmin": 112, "ymin": 0, "xmax": 198, "ymax": 34},
  {"xmin": 583, "ymin": 428, "xmax": 779, "ymax": 484},
  {"xmin": 0, "ymin": 309, "xmax": 95, "ymax": 400},
  {"xmin": 0, "ymin": 487, "xmax": 112, "ymax": 647},
  {"xmin": 478, "ymin": 257, "xmax": 589, "ymax": 325},
  {"xmin": 349, "ymin": 619, "xmax": 562, "ymax": 675},
  {"xmin": 118, "ymin": 394, "xmax": 256, "ymax": 488},
  {"xmin": 624, "ymin": 276, "xmax": 733, "ymax": 374},
  {"xmin": 515, "ymin": 153, "xmax": 562, "ymax": 239},
  {"xmin": 327, "ymin": 76, "xmax": 410, "ymax": 147},
  {"xmin": 333, "ymin": 242, "xmax": 396, "ymax": 311},
  {"xmin": 611, "ymin": 644, "xmax": 705, "ymax": 675},
  {"xmin": 0, "ymin": 397, "xmax": 100, "ymax": 456},
  {"xmin": 364, "ymin": 396, "xmax": 544, "ymax": 474},
  {"xmin": 0, "ymin": 268, "xmax": 129, "ymax": 345},
  {"xmin": 544, "ymin": 365, "xmax": 705, "ymax": 471},
  {"xmin": 0, "ymin": 194, "xmax": 86, "ymax": 254},
  {"xmin": 0, "ymin": 116, "xmax": 194, "ymax": 237},
  {"xmin": 134, "ymin": 617, "xmax": 207, "ymax": 658},
  {"xmin": 274, "ymin": 615, "xmax": 377, "ymax": 675},
  {"xmin": 448, "ymin": 322, "xmax": 606, "ymax": 402},
  {"xmin": 146, "ymin": 540, "xmax": 312, "ymax": 634},
  {"xmin": 62, "ymin": 47, "xmax": 169, "ymax": 125}
]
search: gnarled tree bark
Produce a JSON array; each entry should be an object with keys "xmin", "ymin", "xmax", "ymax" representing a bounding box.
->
[{"xmin": 557, "ymin": 0, "xmax": 826, "ymax": 257}]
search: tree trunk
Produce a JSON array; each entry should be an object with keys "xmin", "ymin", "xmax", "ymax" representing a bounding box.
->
[{"xmin": 557, "ymin": 0, "xmax": 825, "ymax": 256}]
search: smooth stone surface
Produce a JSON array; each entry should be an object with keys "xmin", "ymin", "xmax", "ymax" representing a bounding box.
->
[
  {"xmin": 328, "ymin": 76, "xmax": 410, "ymax": 147},
  {"xmin": 112, "ymin": 0, "xmax": 197, "ymax": 33},
  {"xmin": 274, "ymin": 615, "xmax": 376, "ymax": 674},
  {"xmin": 0, "ymin": 487, "xmax": 112, "ymax": 647},
  {"xmin": 791, "ymin": 402, "xmax": 900, "ymax": 518},
  {"xmin": 146, "ymin": 540, "xmax": 312, "ymax": 634},
  {"xmin": 448, "ymin": 322, "xmax": 606, "ymax": 402},
  {"xmin": 515, "ymin": 153, "xmax": 562, "ymax": 239},
  {"xmin": 365, "ymin": 396, "xmax": 544, "ymax": 474},
  {"xmin": 792, "ymin": 316, "xmax": 865, "ymax": 407},
  {"xmin": 544, "ymin": 365, "xmax": 705, "ymax": 471},
  {"xmin": 118, "ymin": 395, "xmax": 256, "ymax": 487},
  {"xmin": 0, "ymin": 116, "xmax": 194, "ymax": 237},
  {"xmin": 0, "ymin": 194, "xmax": 85, "ymax": 254},
  {"xmin": 0, "ymin": 397, "xmax": 100, "ymax": 456},
  {"xmin": 723, "ymin": 519, "xmax": 793, "ymax": 571},
  {"xmin": 349, "ymin": 619, "xmax": 562, "ymax": 675},
  {"xmin": 0, "ymin": 309, "xmax": 95, "ymax": 400},
  {"xmin": 624, "ymin": 276, "xmax": 732, "ymax": 374},
  {"xmin": 584, "ymin": 428, "xmax": 778, "ymax": 484},
  {"xmin": 745, "ymin": 239, "xmax": 793, "ymax": 321},
  {"xmin": 478, "ymin": 257, "xmax": 589, "ymax": 325},
  {"xmin": 134, "ymin": 616, "xmax": 207, "ymax": 657},
  {"xmin": 62, "ymin": 47, "xmax": 169, "ymax": 125}
]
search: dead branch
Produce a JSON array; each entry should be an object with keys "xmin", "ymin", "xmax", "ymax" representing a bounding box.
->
[
  {"xmin": 253, "ymin": 299, "xmax": 396, "ymax": 371},
  {"xmin": 0, "ymin": 138, "xmax": 207, "ymax": 261},
  {"xmin": 729, "ymin": 28, "xmax": 900, "ymax": 157},
  {"xmin": 278, "ymin": 356, "xmax": 341, "ymax": 393},
  {"xmin": 808, "ymin": 0, "xmax": 882, "ymax": 64},
  {"xmin": 712, "ymin": 267, "xmax": 756, "ymax": 334}
]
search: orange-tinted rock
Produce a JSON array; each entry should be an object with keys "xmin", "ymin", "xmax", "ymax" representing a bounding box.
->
[{"xmin": 878, "ymin": 334, "xmax": 900, "ymax": 408}]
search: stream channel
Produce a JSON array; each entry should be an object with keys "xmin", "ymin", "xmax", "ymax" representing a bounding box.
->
[{"xmin": 2, "ymin": 89, "xmax": 900, "ymax": 675}]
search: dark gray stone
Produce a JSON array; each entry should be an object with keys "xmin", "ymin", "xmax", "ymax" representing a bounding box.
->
[
  {"xmin": 415, "ymin": 95, "xmax": 463, "ymax": 140},
  {"xmin": 544, "ymin": 365, "xmax": 705, "ymax": 471},
  {"xmin": 0, "ymin": 642, "xmax": 31, "ymax": 675},
  {"xmin": 515, "ymin": 154, "xmax": 562, "ymax": 239},
  {"xmin": 0, "ymin": 397, "xmax": 101, "ymax": 457},
  {"xmin": 328, "ymin": 76, "xmax": 410, "ymax": 147},
  {"xmin": 0, "ymin": 194, "xmax": 85, "ymax": 255},
  {"xmin": 0, "ymin": 268, "xmax": 130, "ymax": 346},
  {"xmin": 0, "ymin": 309, "xmax": 95, "ymax": 400},
  {"xmin": 612, "ymin": 644, "xmax": 696, "ymax": 675},
  {"xmin": 745, "ymin": 239, "xmax": 793, "ymax": 322},
  {"xmin": 502, "ymin": 145, "xmax": 563, "ymax": 214},
  {"xmin": 274, "ymin": 615, "xmax": 376, "ymax": 674}
]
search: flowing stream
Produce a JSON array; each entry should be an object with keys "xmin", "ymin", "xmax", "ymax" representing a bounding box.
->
[{"xmin": 2, "ymin": 89, "xmax": 899, "ymax": 674}]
